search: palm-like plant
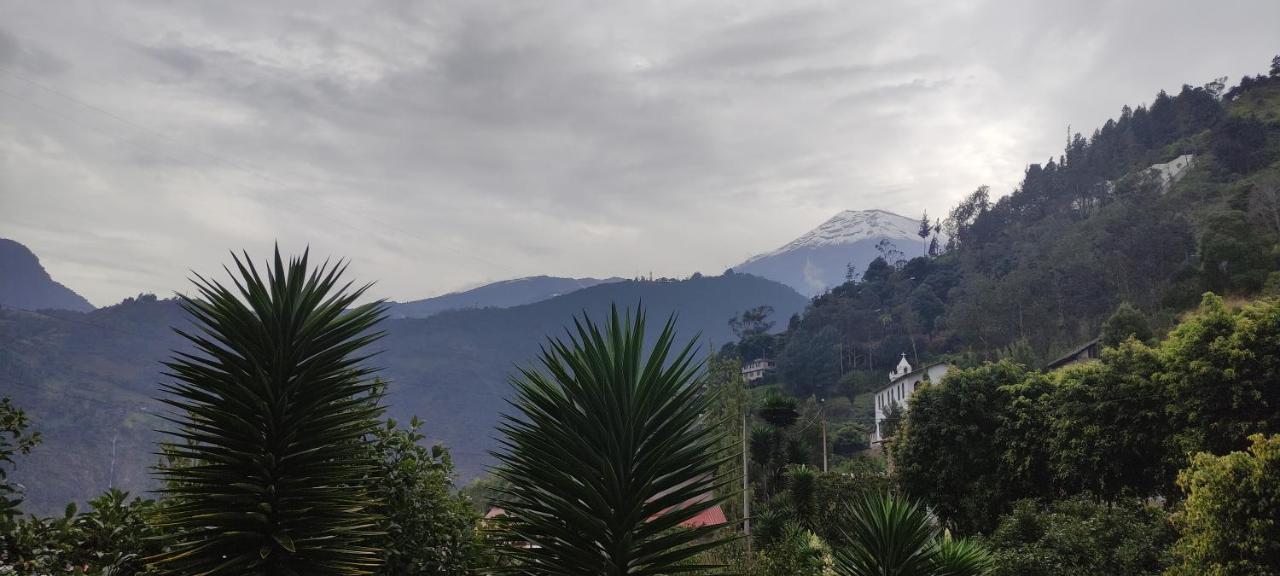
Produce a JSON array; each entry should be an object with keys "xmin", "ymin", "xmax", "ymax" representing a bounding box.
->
[
  {"xmin": 150, "ymin": 249, "xmax": 386, "ymax": 575},
  {"xmin": 492, "ymin": 306, "xmax": 733, "ymax": 574},
  {"xmin": 832, "ymin": 492, "xmax": 993, "ymax": 576}
]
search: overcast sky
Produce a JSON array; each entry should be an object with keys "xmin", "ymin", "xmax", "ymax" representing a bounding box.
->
[{"xmin": 1, "ymin": 0, "xmax": 1277, "ymax": 306}]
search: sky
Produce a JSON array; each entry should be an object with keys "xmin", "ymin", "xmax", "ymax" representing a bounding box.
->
[{"xmin": 1, "ymin": 0, "xmax": 1277, "ymax": 306}]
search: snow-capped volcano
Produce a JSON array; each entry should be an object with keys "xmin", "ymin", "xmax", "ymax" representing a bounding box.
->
[{"xmin": 736, "ymin": 209, "xmax": 946, "ymax": 297}]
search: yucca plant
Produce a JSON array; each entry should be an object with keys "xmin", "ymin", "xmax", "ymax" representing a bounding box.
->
[
  {"xmin": 832, "ymin": 492, "xmax": 993, "ymax": 576},
  {"xmin": 150, "ymin": 249, "xmax": 386, "ymax": 575},
  {"xmin": 492, "ymin": 306, "xmax": 734, "ymax": 575}
]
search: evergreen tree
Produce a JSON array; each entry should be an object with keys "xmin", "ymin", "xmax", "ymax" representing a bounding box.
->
[{"xmin": 917, "ymin": 211, "xmax": 931, "ymax": 256}]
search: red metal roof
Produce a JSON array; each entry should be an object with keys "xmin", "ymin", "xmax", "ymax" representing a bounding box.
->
[{"xmin": 678, "ymin": 504, "xmax": 727, "ymax": 528}]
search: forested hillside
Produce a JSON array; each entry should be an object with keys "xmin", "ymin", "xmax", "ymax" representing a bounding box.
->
[
  {"xmin": 767, "ymin": 66, "xmax": 1280, "ymax": 401},
  {"xmin": 0, "ymin": 272, "xmax": 805, "ymax": 514}
]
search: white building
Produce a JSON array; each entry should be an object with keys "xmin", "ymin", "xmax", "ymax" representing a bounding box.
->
[
  {"xmin": 741, "ymin": 358, "xmax": 776, "ymax": 383},
  {"xmin": 872, "ymin": 354, "xmax": 950, "ymax": 444}
]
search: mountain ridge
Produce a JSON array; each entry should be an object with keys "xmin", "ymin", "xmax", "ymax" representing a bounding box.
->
[
  {"xmin": 388, "ymin": 275, "xmax": 624, "ymax": 319},
  {"xmin": 0, "ymin": 268, "xmax": 806, "ymax": 514}
]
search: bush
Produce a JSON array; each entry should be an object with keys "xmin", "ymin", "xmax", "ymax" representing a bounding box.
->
[
  {"xmin": 985, "ymin": 496, "xmax": 1174, "ymax": 576},
  {"xmin": 1167, "ymin": 433, "xmax": 1280, "ymax": 575},
  {"xmin": 0, "ymin": 489, "xmax": 162, "ymax": 575}
]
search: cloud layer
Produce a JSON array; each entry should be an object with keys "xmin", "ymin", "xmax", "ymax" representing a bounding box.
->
[{"xmin": 2, "ymin": 0, "xmax": 1277, "ymax": 305}]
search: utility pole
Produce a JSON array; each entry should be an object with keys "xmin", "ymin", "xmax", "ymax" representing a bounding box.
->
[
  {"xmin": 819, "ymin": 397, "xmax": 828, "ymax": 473},
  {"xmin": 741, "ymin": 405, "xmax": 751, "ymax": 552}
]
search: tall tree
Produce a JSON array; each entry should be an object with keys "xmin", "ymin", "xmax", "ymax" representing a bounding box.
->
[
  {"xmin": 918, "ymin": 211, "xmax": 932, "ymax": 256},
  {"xmin": 151, "ymin": 249, "xmax": 387, "ymax": 575},
  {"xmin": 493, "ymin": 307, "xmax": 732, "ymax": 574}
]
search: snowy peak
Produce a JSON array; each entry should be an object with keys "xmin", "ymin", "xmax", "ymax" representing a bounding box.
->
[
  {"xmin": 747, "ymin": 209, "xmax": 933, "ymax": 263},
  {"xmin": 735, "ymin": 209, "xmax": 947, "ymax": 297}
]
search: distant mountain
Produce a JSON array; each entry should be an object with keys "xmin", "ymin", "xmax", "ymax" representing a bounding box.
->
[
  {"xmin": 0, "ymin": 239, "xmax": 94, "ymax": 312},
  {"xmin": 736, "ymin": 210, "xmax": 946, "ymax": 297},
  {"xmin": 388, "ymin": 275, "xmax": 623, "ymax": 318},
  {"xmin": 0, "ymin": 270, "xmax": 805, "ymax": 514}
]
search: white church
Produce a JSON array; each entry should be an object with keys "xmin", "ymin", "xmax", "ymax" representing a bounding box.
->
[{"xmin": 872, "ymin": 354, "xmax": 951, "ymax": 444}]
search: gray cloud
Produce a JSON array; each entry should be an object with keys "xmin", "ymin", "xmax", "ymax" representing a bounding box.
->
[{"xmin": 1, "ymin": 0, "xmax": 1277, "ymax": 305}]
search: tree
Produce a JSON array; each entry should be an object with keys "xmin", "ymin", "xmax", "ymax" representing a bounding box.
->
[
  {"xmin": 492, "ymin": 307, "xmax": 732, "ymax": 574},
  {"xmin": 151, "ymin": 249, "xmax": 387, "ymax": 575},
  {"xmin": 918, "ymin": 211, "xmax": 932, "ymax": 256},
  {"xmin": 0, "ymin": 397, "xmax": 39, "ymax": 531},
  {"xmin": 1047, "ymin": 341, "xmax": 1172, "ymax": 499},
  {"xmin": 945, "ymin": 185, "xmax": 991, "ymax": 247},
  {"xmin": 1168, "ymin": 434, "xmax": 1280, "ymax": 575},
  {"xmin": 758, "ymin": 395, "xmax": 800, "ymax": 428},
  {"xmin": 730, "ymin": 305, "xmax": 776, "ymax": 340},
  {"xmin": 894, "ymin": 362, "xmax": 1051, "ymax": 534},
  {"xmin": 986, "ymin": 497, "xmax": 1174, "ymax": 576},
  {"xmin": 730, "ymin": 306, "xmax": 778, "ymax": 362},
  {"xmin": 831, "ymin": 492, "xmax": 993, "ymax": 576},
  {"xmin": 1247, "ymin": 177, "xmax": 1280, "ymax": 238},
  {"xmin": 367, "ymin": 415, "xmax": 482, "ymax": 576},
  {"xmin": 1212, "ymin": 116, "xmax": 1270, "ymax": 174},
  {"xmin": 1271, "ymin": 54, "xmax": 1280, "ymax": 78},
  {"xmin": 1100, "ymin": 302, "xmax": 1152, "ymax": 348},
  {"xmin": 1162, "ymin": 295, "xmax": 1280, "ymax": 465}
]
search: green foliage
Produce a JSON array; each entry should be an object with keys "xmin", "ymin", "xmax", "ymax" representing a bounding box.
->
[
  {"xmin": 1100, "ymin": 302, "xmax": 1153, "ymax": 347},
  {"xmin": 1212, "ymin": 115, "xmax": 1275, "ymax": 175},
  {"xmin": 755, "ymin": 526, "xmax": 829, "ymax": 576},
  {"xmin": 778, "ymin": 324, "xmax": 841, "ymax": 397},
  {"xmin": 728, "ymin": 306, "xmax": 779, "ymax": 362},
  {"xmin": 366, "ymin": 415, "xmax": 482, "ymax": 576},
  {"xmin": 0, "ymin": 397, "xmax": 39, "ymax": 530},
  {"xmin": 784, "ymin": 466, "xmax": 817, "ymax": 529},
  {"xmin": 810, "ymin": 467, "xmax": 889, "ymax": 547},
  {"xmin": 1, "ymin": 489, "xmax": 163, "ymax": 575},
  {"xmin": 831, "ymin": 492, "xmax": 992, "ymax": 576},
  {"xmin": 492, "ymin": 307, "xmax": 732, "ymax": 574},
  {"xmin": 1162, "ymin": 294, "xmax": 1280, "ymax": 463},
  {"xmin": 830, "ymin": 423, "xmax": 868, "ymax": 456},
  {"xmin": 151, "ymin": 249, "xmax": 387, "ymax": 575},
  {"xmin": 896, "ymin": 294, "xmax": 1280, "ymax": 539},
  {"xmin": 757, "ymin": 395, "xmax": 800, "ymax": 428},
  {"xmin": 1047, "ymin": 341, "xmax": 1172, "ymax": 498},
  {"xmin": 703, "ymin": 353, "xmax": 749, "ymax": 524},
  {"xmin": 1168, "ymin": 433, "xmax": 1280, "ymax": 575},
  {"xmin": 895, "ymin": 361, "xmax": 1051, "ymax": 533},
  {"xmin": 985, "ymin": 497, "xmax": 1174, "ymax": 576}
]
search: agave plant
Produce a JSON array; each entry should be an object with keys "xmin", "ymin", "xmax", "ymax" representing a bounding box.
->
[
  {"xmin": 492, "ymin": 306, "xmax": 733, "ymax": 574},
  {"xmin": 832, "ymin": 492, "xmax": 993, "ymax": 576},
  {"xmin": 150, "ymin": 249, "xmax": 386, "ymax": 575}
]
